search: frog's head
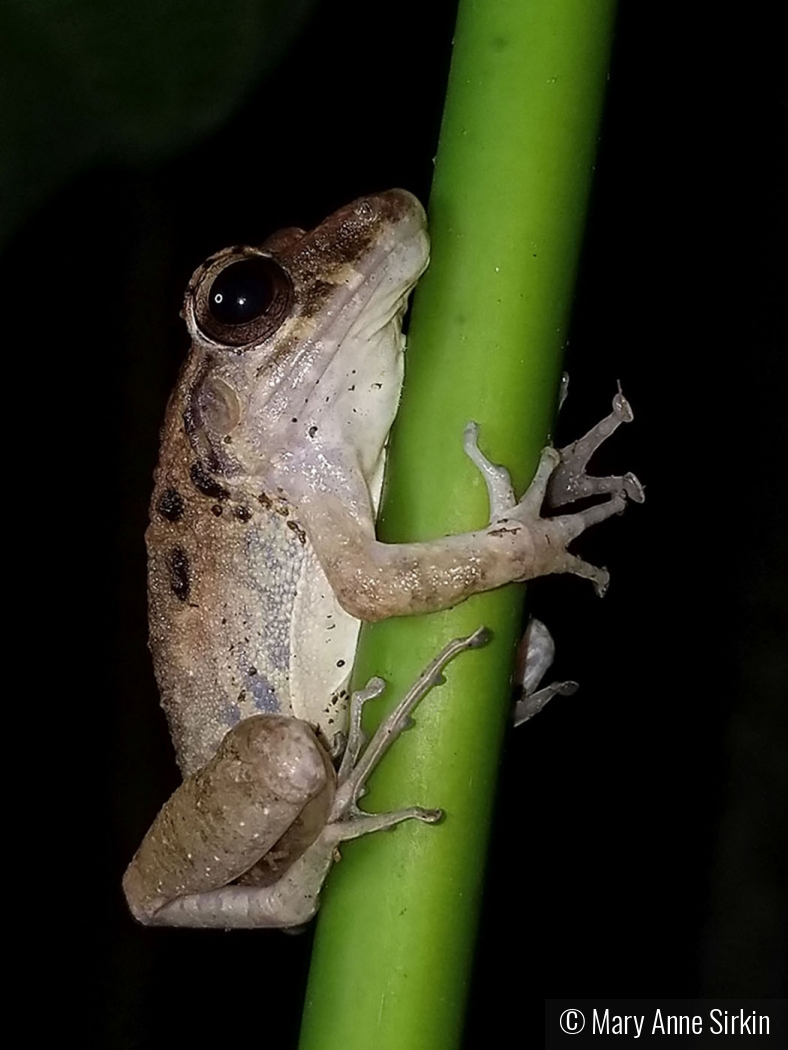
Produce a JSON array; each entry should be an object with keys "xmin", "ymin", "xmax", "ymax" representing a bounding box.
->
[{"xmin": 180, "ymin": 190, "xmax": 429, "ymax": 484}]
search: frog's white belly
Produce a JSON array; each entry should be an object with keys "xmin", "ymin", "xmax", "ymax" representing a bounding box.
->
[
  {"xmin": 289, "ymin": 542, "xmax": 359, "ymax": 735},
  {"xmin": 288, "ymin": 444, "xmax": 386, "ymax": 737},
  {"xmin": 214, "ymin": 528, "xmax": 358, "ymax": 746}
]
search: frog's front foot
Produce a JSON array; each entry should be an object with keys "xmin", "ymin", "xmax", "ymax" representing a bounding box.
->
[
  {"xmin": 513, "ymin": 618, "xmax": 578, "ymax": 726},
  {"xmin": 467, "ymin": 389, "xmax": 644, "ymax": 595},
  {"xmin": 547, "ymin": 388, "xmax": 645, "ymax": 509}
]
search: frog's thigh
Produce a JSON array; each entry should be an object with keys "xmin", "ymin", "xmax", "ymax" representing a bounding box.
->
[{"xmin": 123, "ymin": 715, "xmax": 333, "ymax": 925}]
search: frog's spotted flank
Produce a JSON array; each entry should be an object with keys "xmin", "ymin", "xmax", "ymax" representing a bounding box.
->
[
  {"xmin": 189, "ymin": 460, "xmax": 229, "ymax": 501},
  {"xmin": 157, "ymin": 487, "xmax": 185, "ymax": 522},
  {"xmin": 168, "ymin": 545, "xmax": 191, "ymax": 602}
]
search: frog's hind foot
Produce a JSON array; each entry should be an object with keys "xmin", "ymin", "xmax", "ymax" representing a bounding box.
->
[{"xmin": 331, "ymin": 626, "xmax": 490, "ymax": 827}]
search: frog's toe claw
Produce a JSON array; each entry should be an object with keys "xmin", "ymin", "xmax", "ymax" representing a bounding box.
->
[
  {"xmin": 612, "ymin": 387, "xmax": 634, "ymax": 423},
  {"xmin": 566, "ymin": 556, "xmax": 610, "ymax": 596},
  {"xmin": 467, "ymin": 625, "xmax": 492, "ymax": 648},
  {"xmin": 594, "ymin": 568, "xmax": 611, "ymax": 597},
  {"xmin": 415, "ymin": 807, "xmax": 443, "ymax": 824},
  {"xmin": 463, "ymin": 420, "xmax": 481, "ymax": 443}
]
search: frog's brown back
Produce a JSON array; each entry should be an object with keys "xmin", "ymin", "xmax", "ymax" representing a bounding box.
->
[{"xmin": 147, "ymin": 378, "xmax": 305, "ymax": 777}]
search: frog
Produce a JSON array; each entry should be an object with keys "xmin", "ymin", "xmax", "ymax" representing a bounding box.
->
[{"xmin": 123, "ymin": 189, "xmax": 643, "ymax": 929}]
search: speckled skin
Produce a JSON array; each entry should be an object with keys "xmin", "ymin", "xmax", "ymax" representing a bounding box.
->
[
  {"xmin": 148, "ymin": 382, "xmax": 308, "ymax": 775},
  {"xmin": 124, "ymin": 190, "xmax": 643, "ymax": 928}
]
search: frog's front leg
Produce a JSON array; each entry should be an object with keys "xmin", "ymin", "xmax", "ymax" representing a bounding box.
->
[
  {"xmin": 298, "ymin": 391, "xmax": 644, "ymax": 622},
  {"xmin": 124, "ymin": 630, "xmax": 487, "ymax": 930}
]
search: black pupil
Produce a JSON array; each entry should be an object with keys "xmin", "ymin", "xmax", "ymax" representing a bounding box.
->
[{"xmin": 208, "ymin": 257, "xmax": 277, "ymax": 325}]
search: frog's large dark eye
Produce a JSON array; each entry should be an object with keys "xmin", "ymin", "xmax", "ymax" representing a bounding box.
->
[
  {"xmin": 192, "ymin": 251, "xmax": 293, "ymax": 349},
  {"xmin": 208, "ymin": 258, "xmax": 279, "ymax": 325}
]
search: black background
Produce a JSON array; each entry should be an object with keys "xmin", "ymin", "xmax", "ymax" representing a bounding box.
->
[{"xmin": 3, "ymin": 2, "xmax": 785, "ymax": 1045}]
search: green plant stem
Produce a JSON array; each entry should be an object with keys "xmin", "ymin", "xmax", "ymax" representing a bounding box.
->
[{"xmin": 299, "ymin": 2, "xmax": 617, "ymax": 1047}]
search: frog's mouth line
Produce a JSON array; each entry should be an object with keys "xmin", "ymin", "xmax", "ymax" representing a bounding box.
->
[{"xmin": 337, "ymin": 227, "xmax": 430, "ymax": 345}]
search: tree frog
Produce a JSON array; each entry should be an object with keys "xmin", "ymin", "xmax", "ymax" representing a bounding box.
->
[{"xmin": 123, "ymin": 189, "xmax": 643, "ymax": 928}]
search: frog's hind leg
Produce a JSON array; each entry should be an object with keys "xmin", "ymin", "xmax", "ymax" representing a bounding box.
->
[
  {"xmin": 132, "ymin": 629, "xmax": 489, "ymax": 929},
  {"xmin": 123, "ymin": 714, "xmax": 337, "ymax": 929},
  {"xmin": 247, "ymin": 621, "xmax": 493, "ymax": 928},
  {"xmin": 264, "ymin": 626, "xmax": 491, "ymax": 927}
]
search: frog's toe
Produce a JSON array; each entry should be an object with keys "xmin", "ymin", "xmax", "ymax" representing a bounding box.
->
[
  {"xmin": 462, "ymin": 419, "xmax": 517, "ymax": 520},
  {"xmin": 624, "ymin": 472, "xmax": 646, "ymax": 503}
]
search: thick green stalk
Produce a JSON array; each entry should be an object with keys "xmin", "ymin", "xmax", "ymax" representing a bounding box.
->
[{"xmin": 299, "ymin": 2, "xmax": 617, "ymax": 1047}]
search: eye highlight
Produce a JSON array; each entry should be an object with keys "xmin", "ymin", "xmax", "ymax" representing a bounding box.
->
[{"xmin": 192, "ymin": 250, "xmax": 293, "ymax": 349}]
